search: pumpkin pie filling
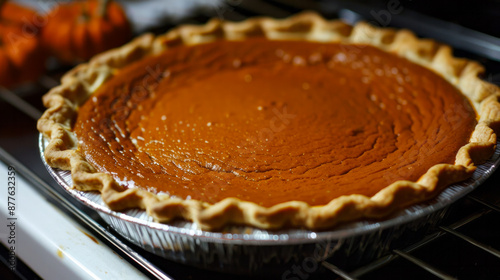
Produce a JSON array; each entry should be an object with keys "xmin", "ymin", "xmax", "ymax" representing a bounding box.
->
[{"xmin": 74, "ymin": 38, "xmax": 477, "ymax": 207}]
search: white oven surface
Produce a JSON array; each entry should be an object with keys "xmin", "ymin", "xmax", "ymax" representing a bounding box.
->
[{"xmin": 0, "ymin": 162, "xmax": 148, "ymax": 280}]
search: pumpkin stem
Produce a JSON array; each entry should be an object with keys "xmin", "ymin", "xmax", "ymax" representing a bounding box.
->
[
  {"xmin": 97, "ymin": 0, "xmax": 110, "ymax": 18},
  {"xmin": 79, "ymin": 1, "xmax": 91, "ymax": 22}
]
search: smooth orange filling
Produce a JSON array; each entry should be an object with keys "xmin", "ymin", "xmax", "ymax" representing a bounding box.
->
[{"xmin": 74, "ymin": 39, "xmax": 476, "ymax": 207}]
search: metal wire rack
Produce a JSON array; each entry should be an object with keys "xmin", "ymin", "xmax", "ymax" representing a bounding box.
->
[{"xmin": 323, "ymin": 192, "xmax": 500, "ymax": 279}]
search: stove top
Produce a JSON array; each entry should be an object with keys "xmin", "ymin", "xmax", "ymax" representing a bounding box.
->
[{"xmin": 1, "ymin": 1, "xmax": 500, "ymax": 279}]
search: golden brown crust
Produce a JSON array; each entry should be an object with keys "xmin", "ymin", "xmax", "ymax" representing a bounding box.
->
[{"xmin": 38, "ymin": 12, "xmax": 500, "ymax": 230}]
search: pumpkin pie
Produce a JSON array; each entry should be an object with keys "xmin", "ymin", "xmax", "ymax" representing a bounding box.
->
[{"xmin": 38, "ymin": 13, "xmax": 500, "ymax": 230}]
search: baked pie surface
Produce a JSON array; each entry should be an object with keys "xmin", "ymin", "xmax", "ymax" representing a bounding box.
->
[{"xmin": 38, "ymin": 13, "xmax": 500, "ymax": 230}]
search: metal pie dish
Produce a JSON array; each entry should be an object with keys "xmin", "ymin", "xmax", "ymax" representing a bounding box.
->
[{"xmin": 39, "ymin": 134, "xmax": 500, "ymax": 275}]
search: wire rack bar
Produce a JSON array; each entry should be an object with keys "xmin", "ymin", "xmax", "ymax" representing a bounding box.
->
[
  {"xmin": 37, "ymin": 75, "xmax": 60, "ymax": 90},
  {"xmin": 0, "ymin": 87, "xmax": 42, "ymax": 120},
  {"xmin": 393, "ymin": 249, "xmax": 457, "ymax": 280},
  {"xmin": 321, "ymin": 261, "xmax": 358, "ymax": 280},
  {"xmin": 469, "ymin": 196, "xmax": 500, "ymax": 212},
  {"xmin": 439, "ymin": 226, "xmax": 500, "ymax": 258},
  {"xmin": 348, "ymin": 255, "xmax": 398, "ymax": 278}
]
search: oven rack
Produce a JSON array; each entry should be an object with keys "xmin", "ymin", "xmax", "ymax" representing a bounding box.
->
[{"xmin": 324, "ymin": 192, "xmax": 500, "ymax": 280}]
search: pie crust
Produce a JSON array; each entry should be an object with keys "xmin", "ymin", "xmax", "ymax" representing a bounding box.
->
[{"xmin": 38, "ymin": 12, "xmax": 500, "ymax": 230}]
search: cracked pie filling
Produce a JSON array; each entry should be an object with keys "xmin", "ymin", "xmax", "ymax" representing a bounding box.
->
[
  {"xmin": 75, "ymin": 39, "xmax": 476, "ymax": 206},
  {"xmin": 39, "ymin": 13, "xmax": 500, "ymax": 230}
]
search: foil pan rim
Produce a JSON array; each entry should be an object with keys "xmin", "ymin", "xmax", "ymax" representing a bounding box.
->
[{"xmin": 39, "ymin": 134, "xmax": 500, "ymax": 244}]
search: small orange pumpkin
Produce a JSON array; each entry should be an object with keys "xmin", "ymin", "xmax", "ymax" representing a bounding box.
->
[
  {"xmin": 42, "ymin": 0, "xmax": 132, "ymax": 63},
  {"xmin": 0, "ymin": 1, "xmax": 46, "ymax": 88},
  {"xmin": 1, "ymin": 0, "xmax": 42, "ymax": 28}
]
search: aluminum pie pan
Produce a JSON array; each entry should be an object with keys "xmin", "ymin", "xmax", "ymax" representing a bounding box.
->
[{"xmin": 39, "ymin": 134, "xmax": 500, "ymax": 272}]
